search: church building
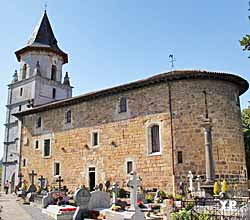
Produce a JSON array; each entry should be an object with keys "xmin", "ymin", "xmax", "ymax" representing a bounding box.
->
[{"xmin": 3, "ymin": 11, "xmax": 249, "ymax": 193}]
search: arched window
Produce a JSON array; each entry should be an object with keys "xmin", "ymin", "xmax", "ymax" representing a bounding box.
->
[
  {"xmin": 22, "ymin": 64, "xmax": 27, "ymax": 79},
  {"xmin": 65, "ymin": 110, "xmax": 72, "ymax": 124},
  {"xmin": 51, "ymin": 65, "xmax": 57, "ymax": 80},
  {"xmin": 151, "ymin": 125, "xmax": 160, "ymax": 153},
  {"xmin": 147, "ymin": 123, "xmax": 161, "ymax": 154},
  {"xmin": 119, "ymin": 97, "xmax": 127, "ymax": 113}
]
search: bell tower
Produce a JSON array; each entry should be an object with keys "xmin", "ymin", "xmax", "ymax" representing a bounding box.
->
[{"xmin": 2, "ymin": 11, "xmax": 73, "ymax": 190}]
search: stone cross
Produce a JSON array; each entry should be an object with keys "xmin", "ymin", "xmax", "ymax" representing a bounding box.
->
[
  {"xmin": 56, "ymin": 176, "xmax": 64, "ymax": 189},
  {"xmin": 112, "ymin": 183, "xmax": 119, "ymax": 205},
  {"xmin": 127, "ymin": 171, "xmax": 141, "ymax": 211},
  {"xmin": 196, "ymin": 175, "xmax": 201, "ymax": 191},
  {"xmin": 29, "ymin": 170, "xmax": 37, "ymax": 185},
  {"xmin": 38, "ymin": 175, "xmax": 46, "ymax": 190},
  {"xmin": 187, "ymin": 171, "xmax": 193, "ymax": 192}
]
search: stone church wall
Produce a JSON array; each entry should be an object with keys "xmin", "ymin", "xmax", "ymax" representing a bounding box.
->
[{"xmin": 20, "ymin": 78, "xmax": 247, "ymax": 192}]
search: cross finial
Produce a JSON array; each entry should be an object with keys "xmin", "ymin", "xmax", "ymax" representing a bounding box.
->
[
  {"xmin": 169, "ymin": 54, "xmax": 176, "ymax": 71},
  {"xmin": 44, "ymin": 0, "xmax": 48, "ymax": 11}
]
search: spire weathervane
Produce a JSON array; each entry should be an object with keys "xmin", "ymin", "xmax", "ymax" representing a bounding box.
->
[{"xmin": 169, "ymin": 54, "xmax": 176, "ymax": 71}]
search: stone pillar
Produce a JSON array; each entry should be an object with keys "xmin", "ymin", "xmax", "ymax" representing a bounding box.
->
[{"xmin": 201, "ymin": 118, "xmax": 215, "ymax": 183}]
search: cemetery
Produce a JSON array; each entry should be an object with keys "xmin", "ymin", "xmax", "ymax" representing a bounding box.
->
[{"xmin": 12, "ymin": 169, "xmax": 250, "ymax": 220}]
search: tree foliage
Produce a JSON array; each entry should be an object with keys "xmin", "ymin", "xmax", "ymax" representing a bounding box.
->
[
  {"xmin": 240, "ymin": 2, "xmax": 250, "ymax": 55},
  {"xmin": 240, "ymin": 35, "xmax": 250, "ymax": 52}
]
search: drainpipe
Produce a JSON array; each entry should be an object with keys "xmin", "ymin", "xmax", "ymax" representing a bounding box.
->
[{"xmin": 168, "ymin": 81, "xmax": 175, "ymax": 196}]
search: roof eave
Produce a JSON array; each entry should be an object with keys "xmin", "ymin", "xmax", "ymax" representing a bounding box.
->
[{"xmin": 15, "ymin": 46, "xmax": 68, "ymax": 64}]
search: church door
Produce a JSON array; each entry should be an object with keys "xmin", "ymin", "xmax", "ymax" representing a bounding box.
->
[
  {"xmin": 88, "ymin": 167, "xmax": 95, "ymax": 191},
  {"xmin": 10, "ymin": 173, "xmax": 15, "ymax": 193}
]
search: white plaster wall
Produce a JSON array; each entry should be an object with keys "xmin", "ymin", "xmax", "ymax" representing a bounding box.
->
[
  {"xmin": 11, "ymin": 81, "xmax": 35, "ymax": 104},
  {"xmin": 19, "ymin": 51, "xmax": 63, "ymax": 82}
]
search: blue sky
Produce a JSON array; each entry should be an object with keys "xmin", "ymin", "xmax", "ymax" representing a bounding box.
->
[{"xmin": 0, "ymin": 0, "xmax": 250, "ymax": 159}]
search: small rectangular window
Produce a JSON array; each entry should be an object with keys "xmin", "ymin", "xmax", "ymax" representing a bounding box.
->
[
  {"xmin": 44, "ymin": 139, "xmax": 51, "ymax": 157},
  {"xmin": 127, "ymin": 161, "xmax": 133, "ymax": 174},
  {"xmin": 19, "ymin": 105, "xmax": 22, "ymax": 111},
  {"xmin": 20, "ymin": 88, "xmax": 23, "ymax": 96},
  {"xmin": 52, "ymin": 88, "xmax": 56, "ymax": 99},
  {"xmin": 92, "ymin": 132, "xmax": 99, "ymax": 146},
  {"xmin": 119, "ymin": 97, "xmax": 127, "ymax": 113},
  {"xmin": 151, "ymin": 125, "xmax": 160, "ymax": 153},
  {"xmin": 36, "ymin": 117, "xmax": 41, "ymax": 128},
  {"xmin": 23, "ymin": 159, "xmax": 26, "ymax": 167},
  {"xmin": 35, "ymin": 140, "xmax": 39, "ymax": 149},
  {"xmin": 65, "ymin": 110, "xmax": 71, "ymax": 124},
  {"xmin": 177, "ymin": 151, "xmax": 183, "ymax": 164},
  {"xmin": 54, "ymin": 162, "xmax": 60, "ymax": 176}
]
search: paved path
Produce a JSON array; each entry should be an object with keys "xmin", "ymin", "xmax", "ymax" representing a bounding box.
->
[
  {"xmin": 0, "ymin": 193, "xmax": 53, "ymax": 220},
  {"xmin": 0, "ymin": 193, "xmax": 32, "ymax": 220}
]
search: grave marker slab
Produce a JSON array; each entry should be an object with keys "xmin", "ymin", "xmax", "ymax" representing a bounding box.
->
[
  {"xmin": 88, "ymin": 191, "xmax": 110, "ymax": 210},
  {"xmin": 73, "ymin": 187, "xmax": 91, "ymax": 220}
]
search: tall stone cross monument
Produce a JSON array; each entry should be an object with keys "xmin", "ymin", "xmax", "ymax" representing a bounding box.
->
[
  {"xmin": 201, "ymin": 91, "xmax": 215, "ymax": 183},
  {"xmin": 127, "ymin": 171, "xmax": 141, "ymax": 211}
]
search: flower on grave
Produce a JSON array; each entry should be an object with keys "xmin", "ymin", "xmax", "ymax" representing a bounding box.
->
[
  {"xmin": 137, "ymin": 199, "xmax": 146, "ymax": 208},
  {"xmin": 111, "ymin": 205, "xmax": 121, "ymax": 212},
  {"xmin": 213, "ymin": 181, "xmax": 220, "ymax": 195},
  {"xmin": 221, "ymin": 179, "xmax": 227, "ymax": 193}
]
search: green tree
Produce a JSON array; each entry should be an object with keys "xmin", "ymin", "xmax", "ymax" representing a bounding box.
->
[
  {"xmin": 240, "ymin": 2, "xmax": 250, "ymax": 55},
  {"xmin": 240, "ymin": 35, "xmax": 250, "ymax": 54},
  {"xmin": 242, "ymin": 108, "xmax": 250, "ymax": 178}
]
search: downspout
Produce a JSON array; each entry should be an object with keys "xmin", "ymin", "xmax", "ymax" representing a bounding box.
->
[{"xmin": 168, "ymin": 81, "xmax": 175, "ymax": 196}]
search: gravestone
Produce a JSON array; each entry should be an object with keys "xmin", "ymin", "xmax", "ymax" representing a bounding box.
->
[
  {"xmin": 127, "ymin": 171, "xmax": 145, "ymax": 220},
  {"xmin": 56, "ymin": 176, "xmax": 63, "ymax": 189},
  {"xmin": 73, "ymin": 187, "xmax": 91, "ymax": 220},
  {"xmin": 187, "ymin": 171, "xmax": 194, "ymax": 192},
  {"xmin": 38, "ymin": 175, "xmax": 46, "ymax": 190},
  {"xmin": 105, "ymin": 180, "xmax": 111, "ymax": 191},
  {"xmin": 112, "ymin": 183, "xmax": 119, "ymax": 205},
  {"xmin": 99, "ymin": 183, "xmax": 104, "ymax": 191},
  {"xmin": 27, "ymin": 170, "xmax": 37, "ymax": 193},
  {"xmin": 179, "ymin": 181, "xmax": 185, "ymax": 196},
  {"xmin": 43, "ymin": 205, "xmax": 76, "ymax": 220},
  {"xmin": 154, "ymin": 189, "xmax": 160, "ymax": 201},
  {"xmin": 88, "ymin": 191, "xmax": 111, "ymax": 209},
  {"xmin": 161, "ymin": 199, "xmax": 173, "ymax": 220},
  {"xmin": 42, "ymin": 190, "xmax": 67, "ymax": 208},
  {"xmin": 196, "ymin": 175, "xmax": 201, "ymax": 191}
]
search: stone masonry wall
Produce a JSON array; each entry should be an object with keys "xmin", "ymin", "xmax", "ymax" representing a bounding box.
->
[{"xmin": 20, "ymin": 77, "xmax": 247, "ymax": 193}]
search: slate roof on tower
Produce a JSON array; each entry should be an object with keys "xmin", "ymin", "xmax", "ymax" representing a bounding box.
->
[{"xmin": 15, "ymin": 11, "xmax": 68, "ymax": 64}]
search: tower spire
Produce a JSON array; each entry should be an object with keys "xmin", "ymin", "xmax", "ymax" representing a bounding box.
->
[{"xmin": 15, "ymin": 11, "xmax": 68, "ymax": 64}]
